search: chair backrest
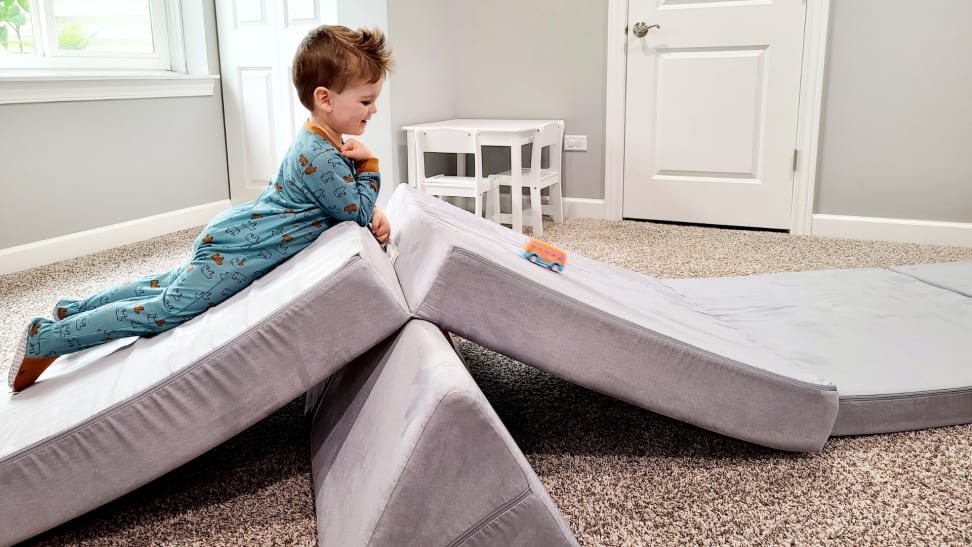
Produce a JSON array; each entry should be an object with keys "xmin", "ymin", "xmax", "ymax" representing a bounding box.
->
[
  {"xmin": 414, "ymin": 128, "xmax": 483, "ymax": 189},
  {"xmin": 529, "ymin": 121, "xmax": 563, "ymax": 173}
]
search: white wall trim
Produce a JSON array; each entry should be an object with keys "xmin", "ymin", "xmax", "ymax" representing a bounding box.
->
[
  {"xmin": 812, "ymin": 214, "xmax": 972, "ymax": 248},
  {"xmin": 791, "ymin": 0, "xmax": 832, "ymax": 235},
  {"xmin": 603, "ymin": 0, "xmax": 628, "ymax": 221},
  {"xmin": 0, "ymin": 73, "xmax": 218, "ymax": 105},
  {"xmin": 0, "ymin": 200, "xmax": 231, "ymax": 275},
  {"xmin": 565, "ymin": 197, "xmax": 607, "ymax": 220}
]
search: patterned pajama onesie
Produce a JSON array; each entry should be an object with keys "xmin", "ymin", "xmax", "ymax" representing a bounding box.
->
[{"xmin": 25, "ymin": 121, "xmax": 380, "ymax": 359}]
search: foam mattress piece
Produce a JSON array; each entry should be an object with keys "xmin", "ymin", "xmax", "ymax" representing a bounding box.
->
[
  {"xmin": 310, "ymin": 319, "xmax": 578, "ymax": 546},
  {"xmin": 0, "ymin": 222, "xmax": 409, "ymax": 546},
  {"xmin": 384, "ymin": 185, "xmax": 839, "ymax": 452},
  {"xmin": 662, "ymin": 264, "xmax": 972, "ymax": 436}
]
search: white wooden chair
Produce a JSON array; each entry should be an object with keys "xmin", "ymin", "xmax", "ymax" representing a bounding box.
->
[
  {"xmin": 414, "ymin": 128, "xmax": 498, "ymax": 220},
  {"xmin": 490, "ymin": 121, "xmax": 564, "ymax": 236}
]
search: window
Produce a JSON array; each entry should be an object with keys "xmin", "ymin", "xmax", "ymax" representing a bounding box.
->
[{"xmin": 0, "ymin": 0, "xmax": 172, "ymax": 71}]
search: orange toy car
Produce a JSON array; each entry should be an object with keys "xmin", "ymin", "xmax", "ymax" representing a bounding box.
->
[{"xmin": 522, "ymin": 238, "xmax": 567, "ymax": 272}]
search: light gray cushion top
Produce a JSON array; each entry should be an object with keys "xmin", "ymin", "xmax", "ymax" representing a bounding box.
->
[
  {"xmin": 0, "ymin": 222, "xmax": 410, "ymax": 546},
  {"xmin": 385, "ymin": 185, "xmax": 838, "ymax": 452},
  {"xmin": 662, "ymin": 266, "xmax": 972, "ymax": 398}
]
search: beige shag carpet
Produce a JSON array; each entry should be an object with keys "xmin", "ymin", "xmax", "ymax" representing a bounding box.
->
[{"xmin": 3, "ymin": 217, "xmax": 971, "ymax": 546}]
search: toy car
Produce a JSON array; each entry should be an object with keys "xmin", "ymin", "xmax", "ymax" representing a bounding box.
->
[{"xmin": 522, "ymin": 238, "xmax": 567, "ymax": 272}]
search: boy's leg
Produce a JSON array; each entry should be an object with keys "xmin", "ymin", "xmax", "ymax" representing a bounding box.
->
[
  {"xmin": 13, "ymin": 252, "xmax": 260, "ymax": 390},
  {"xmin": 54, "ymin": 267, "xmax": 183, "ymax": 320}
]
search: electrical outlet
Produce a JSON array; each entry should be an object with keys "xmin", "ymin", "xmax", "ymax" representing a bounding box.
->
[{"xmin": 564, "ymin": 134, "xmax": 587, "ymax": 151}]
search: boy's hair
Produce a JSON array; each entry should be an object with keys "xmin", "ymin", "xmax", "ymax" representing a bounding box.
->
[{"xmin": 292, "ymin": 25, "xmax": 392, "ymax": 111}]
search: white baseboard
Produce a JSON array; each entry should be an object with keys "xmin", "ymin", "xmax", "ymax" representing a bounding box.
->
[
  {"xmin": 564, "ymin": 197, "xmax": 606, "ymax": 220},
  {"xmin": 0, "ymin": 200, "xmax": 231, "ymax": 276},
  {"xmin": 812, "ymin": 214, "xmax": 972, "ymax": 248}
]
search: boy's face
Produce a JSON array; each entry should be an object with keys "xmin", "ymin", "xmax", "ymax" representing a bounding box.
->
[{"xmin": 324, "ymin": 78, "xmax": 383, "ymax": 136}]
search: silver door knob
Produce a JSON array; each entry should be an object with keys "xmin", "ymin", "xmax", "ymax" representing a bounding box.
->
[{"xmin": 632, "ymin": 22, "xmax": 660, "ymax": 37}]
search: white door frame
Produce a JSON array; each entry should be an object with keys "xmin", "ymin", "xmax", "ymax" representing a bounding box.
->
[{"xmin": 604, "ymin": 0, "xmax": 832, "ymax": 234}]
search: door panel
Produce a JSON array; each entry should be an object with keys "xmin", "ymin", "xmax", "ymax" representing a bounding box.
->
[
  {"xmin": 655, "ymin": 47, "xmax": 764, "ymax": 177},
  {"xmin": 217, "ymin": 0, "xmax": 337, "ymax": 203},
  {"xmin": 623, "ymin": 0, "xmax": 805, "ymax": 229}
]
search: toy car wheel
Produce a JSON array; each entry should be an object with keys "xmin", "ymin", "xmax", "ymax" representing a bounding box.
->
[
  {"xmin": 550, "ymin": 263, "xmax": 563, "ymax": 273},
  {"xmin": 528, "ymin": 253, "xmax": 540, "ymax": 264}
]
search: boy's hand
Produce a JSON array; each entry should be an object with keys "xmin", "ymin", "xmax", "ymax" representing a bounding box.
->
[
  {"xmin": 341, "ymin": 139, "xmax": 373, "ymax": 161},
  {"xmin": 370, "ymin": 207, "xmax": 390, "ymax": 244}
]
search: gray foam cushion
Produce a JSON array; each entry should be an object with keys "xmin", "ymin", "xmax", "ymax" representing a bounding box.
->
[
  {"xmin": 310, "ymin": 319, "xmax": 577, "ymax": 546},
  {"xmin": 384, "ymin": 184, "xmax": 839, "ymax": 452},
  {"xmin": 0, "ymin": 223, "xmax": 410, "ymax": 546},
  {"xmin": 663, "ymin": 264, "xmax": 972, "ymax": 436}
]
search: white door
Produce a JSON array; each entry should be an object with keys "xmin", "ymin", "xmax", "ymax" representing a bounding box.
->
[
  {"xmin": 622, "ymin": 0, "xmax": 806, "ymax": 229},
  {"xmin": 216, "ymin": 0, "xmax": 338, "ymax": 203}
]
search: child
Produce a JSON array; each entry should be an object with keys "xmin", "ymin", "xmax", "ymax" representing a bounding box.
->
[{"xmin": 9, "ymin": 25, "xmax": 393, "ymax": 391}]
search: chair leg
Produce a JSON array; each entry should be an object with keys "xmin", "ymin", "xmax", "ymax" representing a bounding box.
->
[
  {"xmin": 551, "ymin": 182, "xmax": 564, "ymax": 223},
  {"xmin": 529, "ymin": 186, "xmax": 543, "ymax": 237},
  {"xmin": 474, "ymin": 194, "xmax": 483, "ymax": 218},
  {"xmin": 489, "ymin": 183, "xmax": 500, "ymax": 222}
]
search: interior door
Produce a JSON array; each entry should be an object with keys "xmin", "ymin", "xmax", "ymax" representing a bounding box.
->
[
  {"xmin": 216, "ymin": 0, "xmax": 338, "ymax": 203},
  {"xmin": 622, "ymin": 0, "xmax": 806, "ymax": 229}
]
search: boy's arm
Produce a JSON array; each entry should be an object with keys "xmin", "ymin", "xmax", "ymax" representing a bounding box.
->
[{"xmin": 299, "ymin": 149, "xmax": 380, "ymax": 226}]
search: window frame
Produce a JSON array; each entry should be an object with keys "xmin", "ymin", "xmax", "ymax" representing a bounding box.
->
[
  {"xmin": 0, "ymin": 0, "xmax": 218, "ymax": 104},
  {"xmin": 1, "ymin": 0, "xmax": 172, "ymax": 71}
]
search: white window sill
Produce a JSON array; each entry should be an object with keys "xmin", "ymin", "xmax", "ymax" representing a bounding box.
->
[{"xmin": 0, "ymin": 72, "xmax": 219, "ymax": 105}]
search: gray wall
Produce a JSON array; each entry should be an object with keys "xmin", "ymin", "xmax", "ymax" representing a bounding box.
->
[
  {"xmin": 817, "ymin": 0, "xmax": 972, "ymax": 222},
  {"xmin": 385, "ymin": 0, "xmax": 607, "ymax": 200},
  {"xmin": 0, "ymin": 4, "xmax": 229, "ymax": 250},
  {"xmin": 7, "ymin": 0, "xmax": 967, "ymax": 252},
  {"xmin": 453, "ymin": 0, "xmax": 607, "ymax": 200},
  {"xmin": 387, "ymin": 0, "xmax": 459, "ymax": 188}
]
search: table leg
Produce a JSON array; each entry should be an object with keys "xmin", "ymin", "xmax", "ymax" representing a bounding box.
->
[
  {"xmin": 405, "ymin": 129, "xmax": 417, "ymax": 187},
  {"xmin": 511, "ymin": 144, "xmax": 523, "ymax": 233}
]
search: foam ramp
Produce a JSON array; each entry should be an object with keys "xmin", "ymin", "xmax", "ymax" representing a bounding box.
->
[
  {"xmin": 386, "ymin": 185, "xmax": 972, "ymax": 451},
  {"xmin": 385, "ymin": 185, "xmax": 840, "ymax": 452},
  {"xmin": 663, "ymin": 263, "xmax": 972, "ymax": 436},
  {"xmin": 309, "ymin": 319, "xmax": 577, "ymax": 546},
  {"xmin": 0, "ymin": 222, "xmax": 410, "ymax": 546}
]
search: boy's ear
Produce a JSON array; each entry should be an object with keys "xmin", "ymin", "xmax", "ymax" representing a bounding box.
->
[{"xmin": 313, "ymin": 86, "xmax": 332, "ymax": 112}]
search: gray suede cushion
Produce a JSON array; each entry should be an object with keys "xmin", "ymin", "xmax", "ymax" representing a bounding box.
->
[
  {"xmin": 384, "ymin": 185, "xmax": 839, "ymax": 452},
  {"xmin": 0, "ymin": 223, "xmax": 410, "ymax": 546},
  {"xmin": 664, "ymin": 264, "xmax": 972, "ymax": 436},
  {"xmin": 310, "ymin": 319, "xmax": 577, "ymax": 546}
]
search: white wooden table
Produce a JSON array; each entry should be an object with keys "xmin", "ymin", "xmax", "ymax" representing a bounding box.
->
[{"xmin": 403, "ymin": 119, "xmax": 562, "ymax": 234}]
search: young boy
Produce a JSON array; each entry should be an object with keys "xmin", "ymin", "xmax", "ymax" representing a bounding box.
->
[{"xmin": 9, "ymin": 25, "xmax": 393, "ymax": 391}]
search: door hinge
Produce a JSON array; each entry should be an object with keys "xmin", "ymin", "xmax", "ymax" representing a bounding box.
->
[{"xmin": 792, "ymin": 149, "xmax": 798, "ymax": 171}]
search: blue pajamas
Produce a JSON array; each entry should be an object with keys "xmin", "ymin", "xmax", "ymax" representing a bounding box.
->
[{"xmin": 26, "ymin": 120, "xmax": 380, "ymax": 359}]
